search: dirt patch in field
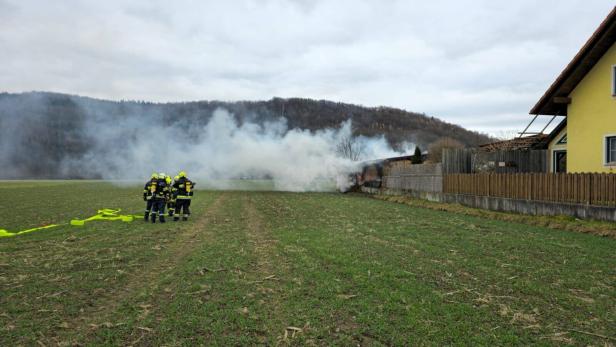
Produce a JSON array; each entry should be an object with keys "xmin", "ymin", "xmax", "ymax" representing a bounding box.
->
[
  {"xmin": 244, "ymin": 196, "xmax": 279, "ymax": 274},
  {"xmin": 243, "ymin": 195, "xmax": 293, "ymax": 344}
]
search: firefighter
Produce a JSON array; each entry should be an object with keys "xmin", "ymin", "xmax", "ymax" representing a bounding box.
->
[
  {"xmin": 173, "ymin": 171, "xmax": 195, "ymax": 221},
  {"xmin": 168, "ymin": 175, "xmax": 179, "ymax": 217},
  {"xmin": 166, "ymin": 175, "xmax": 176, "ymax": 217},
  {"xmin": 150, "ymin": 172, "xmax": 170, "ymax": 223},
  {"xmin": 143, "ymin": 173, "xmax": 158, "ymax": 221}
]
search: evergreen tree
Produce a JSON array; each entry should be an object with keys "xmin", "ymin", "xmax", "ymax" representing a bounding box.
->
[{"xmin": 411, "ymin": 146, "xmax": 423, "ymax": 164}]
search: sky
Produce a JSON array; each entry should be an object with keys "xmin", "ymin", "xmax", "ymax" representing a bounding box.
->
[{"xmin": 0, "ymin": 0, "xmax": 613, "ymax": 135}]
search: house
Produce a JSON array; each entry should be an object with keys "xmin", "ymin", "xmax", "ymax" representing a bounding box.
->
[{"xmin": 531, "ymin": 6, "xmax": 616, "ymax": 173}]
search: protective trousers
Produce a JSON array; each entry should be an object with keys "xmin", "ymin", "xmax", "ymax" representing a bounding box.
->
[
  {"xmin": 174, "ymin": 199, "xmax": 191, "ymax": 221},
  {"xmin": 151, "ymin": 199, "xmax": 166, "ymax": 223},
  {"xmin": 167, "ymin": 200, "xmax": 176, "ymax": 217},
  {"xmin": 144, "ymin": 199, "xmax": 154, "ymax": 221}
]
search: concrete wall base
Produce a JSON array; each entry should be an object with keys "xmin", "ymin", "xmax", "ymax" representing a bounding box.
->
[{"xmin": 361, "ymin": 187, "xmax": 616, "ymax": 223}]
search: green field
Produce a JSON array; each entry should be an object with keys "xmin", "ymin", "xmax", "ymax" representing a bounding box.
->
[{"xmin": 1, "ymin": 181, "xmax": 615, "ymax": 346}]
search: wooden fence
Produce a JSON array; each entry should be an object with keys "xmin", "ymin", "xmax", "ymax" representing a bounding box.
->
[
  {"xmin": 443, "ymin": 173, "xmax": 616, "ymax": 206},
  {"xmin": 473, "ymin": 150, "xmax": 548, "ymax": 173},
  {"xmin": 442, "ymin": 148, "xmax": 472, "ymax": 173},
  {"xmin": 383, "ymin": 163, "xmax": 442, "ymax": 193},
  {"xmin": 442, "ymin": 148, "xmax": 548, "ymax": 174}
]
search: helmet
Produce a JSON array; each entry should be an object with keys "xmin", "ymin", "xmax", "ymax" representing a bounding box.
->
[
  {"xmin": 174, "ymin": 175, "xmax": 180, "ymax": 181},
  {"xmin": 151, "ymin": 173, "xmax": 158, "ymax": 179},
  {"xmin": 179, "ymin": 171, "xmax": 186, "ymax": 178},
  {"xmin": 159, "ymin": 172, "xmax": 166, "ymax": 179}
]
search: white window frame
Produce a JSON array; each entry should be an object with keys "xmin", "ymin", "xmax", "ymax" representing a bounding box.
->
[{"xmin": 604, "ymin": 134, "xmax": 616, "ymax": 166}]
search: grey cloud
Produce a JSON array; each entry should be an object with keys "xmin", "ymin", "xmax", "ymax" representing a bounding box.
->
[{"xmin": 0, "ymin": 0, "xmax": 613, "ymax": 134}]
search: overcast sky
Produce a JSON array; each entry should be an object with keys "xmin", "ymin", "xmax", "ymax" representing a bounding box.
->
[{"xmin": 0, "ymin": 0, "xmax": 613, "ymax": 135}]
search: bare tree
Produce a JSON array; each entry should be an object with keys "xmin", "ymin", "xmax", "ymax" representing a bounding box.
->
[
  {"xmin": 493, "ymin": 130, "xmax": 519, "ymax": 141},
  {"xmin": 427, "ymin": 137, "xmax": 464, "ymax": 163},
  {"xmin": 336, "ymin": 136, "xmax": 364, "ymax": 161}
]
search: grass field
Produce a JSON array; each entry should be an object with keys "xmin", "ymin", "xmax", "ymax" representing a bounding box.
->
[{"xmin": 1, "ymin": 181, "xmax": 615, "ymax": 346}]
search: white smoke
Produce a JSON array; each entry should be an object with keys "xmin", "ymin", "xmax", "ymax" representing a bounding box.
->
[{"xmin": 62, "ymin": 108, "xmax": 412, "ymax": 191}]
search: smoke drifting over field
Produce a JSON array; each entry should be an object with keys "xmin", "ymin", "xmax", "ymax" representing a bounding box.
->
[
  {"xmin": 0, "ymin": 94, "xmax": 413, "ymax": 191},
  {"xmin": 78, "ymin": 108, "xmax": 408, "ymax": 191}
]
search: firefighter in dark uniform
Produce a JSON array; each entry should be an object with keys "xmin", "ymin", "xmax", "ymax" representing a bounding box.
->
[
  {"xmin": 143, "ymin": 173, "xmax": 158, "ymax": 221},
  {"xmin": 167, "ymin": 175, "xmax": 177, "ymax": 217},
  {"xmin": 173, "ymin": 171, "xmax": 195, "ymax": 221},
  {"xmin": 151, "ymin": 172, "xmax": 170, "ymax": 223}
]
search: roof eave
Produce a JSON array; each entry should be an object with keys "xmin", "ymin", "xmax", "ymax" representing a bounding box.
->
[{"xmin": 530, "ymin": 6, "xmax": 616, "ymax": 115}]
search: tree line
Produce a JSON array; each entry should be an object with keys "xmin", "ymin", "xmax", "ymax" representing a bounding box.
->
[{"xmin": 0, "ymin": 92, "xmax": 492, "ymax": 178}]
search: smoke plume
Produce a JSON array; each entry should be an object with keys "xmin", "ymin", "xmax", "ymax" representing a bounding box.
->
[{"xmin": 0, "ymin": 93, "xmax": 414, "ymax": 191}]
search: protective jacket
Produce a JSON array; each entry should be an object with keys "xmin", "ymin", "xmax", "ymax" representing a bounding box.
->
[
  {"xmin": 143, "ymin": 179, "xmax": 156, "ymax": 201},
  {"xmin": 168, "ymin": 178, "xmax": 177, "ymax": 201},
  {"xmin": 150, "ymin": 179, "xmax": 170, "ymax": 200},
  {"xmin": 173, "ymin": 177, "xmax": 195, "ymax": 200}
]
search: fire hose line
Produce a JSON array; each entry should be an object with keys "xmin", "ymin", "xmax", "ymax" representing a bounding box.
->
[{"xmin": 0, "ymin": 208, "xmax": 141, "ymax": 238}]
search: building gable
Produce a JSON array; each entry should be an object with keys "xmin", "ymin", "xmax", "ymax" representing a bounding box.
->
[{"xmin": 531, "ymin": 7, "xmax": 616, "ymax": 115}]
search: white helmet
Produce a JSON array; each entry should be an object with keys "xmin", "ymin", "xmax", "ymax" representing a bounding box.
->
[{"xmin": 159, "ymin": 172, "xmax": 166, "ymax": 178}]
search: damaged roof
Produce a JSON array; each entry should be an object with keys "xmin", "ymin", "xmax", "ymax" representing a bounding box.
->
[
  {"xmin": 480, "ymin": 119, "xmax": 567, "ymax": 152},
  {"xmin": 530, "ymin": 6, "xmax": 616, "ymax": 115},
  {"xmin": 479, "ymin": 134, "xmax": 549, "ymax": 152}
]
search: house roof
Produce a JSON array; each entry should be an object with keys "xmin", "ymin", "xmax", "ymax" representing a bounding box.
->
[
  {"xmin": 479, "ymin": 134, "xmax": 549, "ymax": 152},
  {"xmin": 530, "ymin": 6, "xmax": 616, "ymax": 115},
  {"xmin": 479, "ymin": 119, "xmax": 567, "ymax": 152}
]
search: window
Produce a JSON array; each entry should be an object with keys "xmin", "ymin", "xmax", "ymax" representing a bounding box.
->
[
  {"xmin": 553, "ymin": 150, "xmax": 567, "ymax": 173},
  {"xmin": 607, "ymin": 136, "xmax": 616, "ymax": 164}
]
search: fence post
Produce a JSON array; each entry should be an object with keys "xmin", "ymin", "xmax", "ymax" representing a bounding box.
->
[
  {"xmin": 527, "ymin": 174, "xmax": 531, "ymax": 200},
  {"xmin": 587, "ymin": 173, "xmax": 592, "ymax": 205}
]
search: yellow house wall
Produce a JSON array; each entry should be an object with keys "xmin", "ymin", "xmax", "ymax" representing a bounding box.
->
[
  {"xmin": 567, "ymin": 42, "xmax": 616, "ymax": 173},
  {"xmin": 547, "ymin": 125, "xmax": 567, "ymax": 173}
]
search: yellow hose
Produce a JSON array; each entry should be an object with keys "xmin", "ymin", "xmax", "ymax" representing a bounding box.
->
[
  {"xmin": 1, "ymin": 208, "xmax": 139, "ymax": 238},
  {"xmin": 0, "ymin": 224, "xmax": 61, "ymax": 238}
]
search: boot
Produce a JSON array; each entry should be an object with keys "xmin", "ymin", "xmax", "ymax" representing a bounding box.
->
[
  {"xmin": 182, "ymin": 215, "xmax": 188, "ymax": 221},
  {"xmin": 160, "ymin": 215, "xmax": 166, "ymax": 223},
  {"xmin": 151, "ymin": 213, "xmax": 156, "ymax": 223},
  {"xmin": 173, "ymin": 216, "xmax": 179, "ymax": 221},
  {"xmin": 144, "ymin": 211, "xmax": 149, "ymax": 221}
]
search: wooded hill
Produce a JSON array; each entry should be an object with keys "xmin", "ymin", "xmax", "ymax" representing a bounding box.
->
[{"xmin": 0, "ymin": 92, "xmax": 492, "ymax": 178}]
